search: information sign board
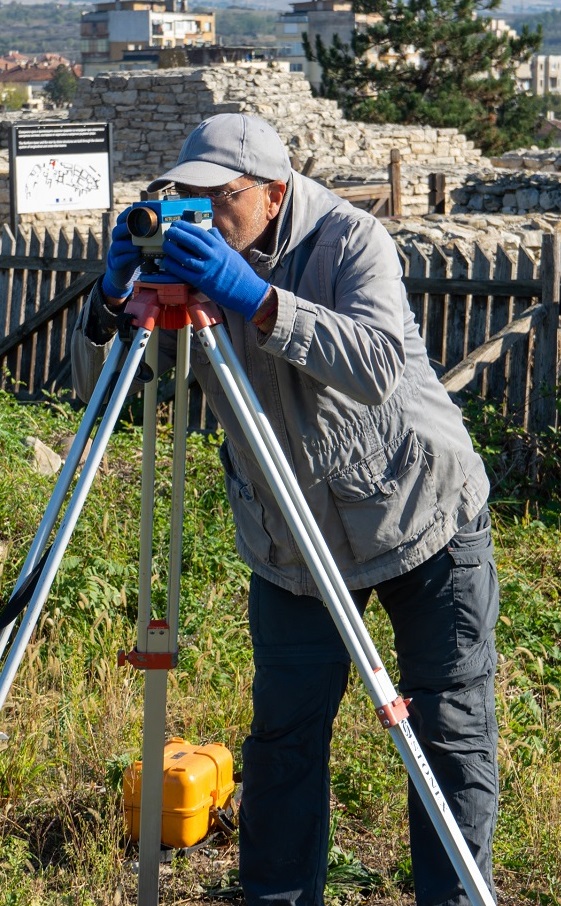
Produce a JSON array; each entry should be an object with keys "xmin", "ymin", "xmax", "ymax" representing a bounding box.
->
[{"xmin": 10, "ymin": 121, "xmax": 113, "ymax": 216}]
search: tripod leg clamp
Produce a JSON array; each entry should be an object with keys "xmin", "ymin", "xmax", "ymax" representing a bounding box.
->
[
  {"xmin": 118, "ymin": 648, "xmax": 178, "ymax": 670},
  {"xmin": 376, "ymin": 696, "xmax": 411, "ymax": 728},
  {"xmin": 118, "ymin": 619, "xmax": 178, "ymax": 670},
  {"xmin": 372, "ymin": 666, "xmax": 411, "ymax": 728}
]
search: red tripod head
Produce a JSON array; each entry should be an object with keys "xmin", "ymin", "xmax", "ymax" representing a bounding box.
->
[{"xmin": 126, "ymin": 279, "xmax": 223, "ymax": 333}]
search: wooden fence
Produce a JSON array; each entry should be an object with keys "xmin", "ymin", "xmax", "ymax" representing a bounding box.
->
[
  {"xmin": 399, "ymin": 232, "xmax": 560, "ymax": 434},
  {"xmin": 300, "ymin": 149, "xmax": 402, "ymax": 217},
  {"xmin": 0, "ymin": 221, "xmax": 559, "ymax": 435},
  {"xmin": 330, "ymin": 149, "xmax": 402, "ymax": 217},
  {"xmin": 0, "ymin": 219, "xmax": 108, "ymax": 399}
]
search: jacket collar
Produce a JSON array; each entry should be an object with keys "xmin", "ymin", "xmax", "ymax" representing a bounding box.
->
[{"xmin": 248, "ymin": 171, "xmax": 347, "ymax": 277}]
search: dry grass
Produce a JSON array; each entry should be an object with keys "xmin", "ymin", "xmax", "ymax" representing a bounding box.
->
[{"xmin": 1, "ymin": 392, "xmax": 560, "ymax": 904}]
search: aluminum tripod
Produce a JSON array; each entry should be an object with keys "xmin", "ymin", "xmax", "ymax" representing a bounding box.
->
[{"xmin": 0, "ymin": 279, "xmax": 495, "ymax": 906}]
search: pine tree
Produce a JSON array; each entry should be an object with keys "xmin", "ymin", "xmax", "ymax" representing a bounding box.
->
[{"xmin": 304, "ymin": 0, "xmax": 543, "ymax": 154}]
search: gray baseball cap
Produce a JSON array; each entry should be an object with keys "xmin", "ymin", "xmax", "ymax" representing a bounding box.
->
[{"xmin": 146, "ymin": 113, "xmax": 291, "ymax": 192}]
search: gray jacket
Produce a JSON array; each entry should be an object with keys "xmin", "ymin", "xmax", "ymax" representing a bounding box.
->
[{"xmin": 72, "ymin": 171, "xmax": 489, "ymax": 597}]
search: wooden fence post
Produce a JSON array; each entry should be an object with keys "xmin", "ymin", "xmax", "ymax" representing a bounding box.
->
[
  {"xmin": 102, "ymin": 210, "xmax": 115, "ymax": 259},
  {"xmin": 428, "ymin": 173, "xmax": 446, "ymax": 214},
  {"xmin": 389, "ymin": 149, "xmax": 401, "ymax": 216},
  {"xmin": 529, "ymin": 231, "xmax": 560, "ymax": 434}
]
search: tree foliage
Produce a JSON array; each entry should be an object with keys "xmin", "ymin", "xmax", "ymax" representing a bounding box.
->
[
  {"xmin": 43, "ymin": 64, "xmax": 78, "ymax": 107},
  {"xmin": 304, "ymin": 0, "xmax": 544, "ymax": 155},
  {"xmin": 215, "ymin": 8, "xmax": 278, "ymax": 44},
  {"xmin": 0, "ymin": 83, "xmax": 29, "ymax": 111}
]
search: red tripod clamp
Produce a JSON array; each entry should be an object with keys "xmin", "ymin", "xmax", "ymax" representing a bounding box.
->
[
  {"xmin": 118, "ymin": 619, "xmax": 178, "ymax": 671},
  {"xmin": 375, "ymin": 695, "xmax": 411, "ymax": 729},
  {"xmin": 372, "ymin": 666, "xmax": 411, "ymax": 728}
]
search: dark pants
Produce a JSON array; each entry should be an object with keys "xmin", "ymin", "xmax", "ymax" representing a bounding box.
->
[{"xmin": 239, "ymin": 509, "xmax": 499, "ymax": 906}]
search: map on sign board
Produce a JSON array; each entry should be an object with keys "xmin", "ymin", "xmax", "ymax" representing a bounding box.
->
[
  {"xmin": 24, "ymin": 158, "xmax": 102, "ymax": 205},
  {"xmin": 11, "ymin": 122, "xmax": 112, "ymax": 214}
]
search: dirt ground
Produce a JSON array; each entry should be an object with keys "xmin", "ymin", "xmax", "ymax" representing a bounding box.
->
[{"xmin": 118, "ymin": 831, "xmax": 523, "ymax": 906}]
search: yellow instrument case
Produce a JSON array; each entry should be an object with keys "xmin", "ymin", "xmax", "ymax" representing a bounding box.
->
[{"xmin": 123, "ymin": 736, "xmax": 235, "ymax": 848}]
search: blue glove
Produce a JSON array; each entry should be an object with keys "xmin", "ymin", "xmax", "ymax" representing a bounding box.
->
[
  {"xmin": 101, "ymin": 209, "xmax": 142, "ymax": 300},
  {"xmin": 161, "ymin": 222, "xmax": 269, "ymax": 320}
]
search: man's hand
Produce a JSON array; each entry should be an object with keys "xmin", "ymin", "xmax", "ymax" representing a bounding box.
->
[
  {"xmin": 101, "ymin": 209, "xmax": 143, "ymax": 302},
  {"xmin": 162, "ymin": 222, "xmax": 269, "ymax": 320}
]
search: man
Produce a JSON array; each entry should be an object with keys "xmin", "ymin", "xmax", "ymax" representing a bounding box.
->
[{"xmin": 71, "ymin": 113, "xmax": 499, "ymax": 906}]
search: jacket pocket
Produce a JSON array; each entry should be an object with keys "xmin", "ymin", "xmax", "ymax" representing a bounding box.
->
[
  {"xmin": 327, "ymin": 429, "xmax": 438, "ymax": 563},
  {"xmin": 219, "ymin": 442, "xmax": 273, "ymax": 563}
]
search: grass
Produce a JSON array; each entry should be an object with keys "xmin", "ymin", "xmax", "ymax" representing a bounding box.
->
[{"xmin": 0, "ymin": 388, "xmax": 560, "ymax": 904}]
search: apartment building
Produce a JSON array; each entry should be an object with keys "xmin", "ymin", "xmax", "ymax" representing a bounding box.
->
[
  {"xmin": 531, "ymin": 55, "xmax": 561, "ymax": 95},
  {"xmin": 276, "ymin": 0, "xmax": 428, "ymax": 91},
  {"xmin": 276, "ymin": 0, "xmax": 387, "ymax": 90},
  {"xmin": 276, "ymin": 4, "xmax": 309, "ymax": 74},
  {"xmin": 80, "ymin": 0, "xmax": 215, "ymax": 76}
]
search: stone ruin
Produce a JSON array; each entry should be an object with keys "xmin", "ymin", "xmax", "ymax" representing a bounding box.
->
[{"xmin": 0, "ymin": 63, "xmax": 560, "ymax": 260}]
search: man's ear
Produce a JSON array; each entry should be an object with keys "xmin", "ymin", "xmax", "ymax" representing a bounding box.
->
[{"xmin": 265, "ymin": 181, "xmax": 287, "ymax": 221}]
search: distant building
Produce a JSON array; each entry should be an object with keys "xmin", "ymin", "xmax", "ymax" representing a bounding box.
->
[
  {"xmin": 537, "ymin": 112, "xmax": 561, "ymax": 145},
  {"xmin": 275, "ymin": 0, "xmax": 416, "ymax": 91},
  {"xmin": 531, "ymin": 55, "xmax": 561, "ymax": 95},
  {"xmin": 276, "ymin": 4, "xmax": 309, "ymax": 75},
  {"xmin": 0, "ymin": 51, "xmax": 30, "ymax": 72},
  {"xmin": 504, "ymin": 0, "xmax": 560, "ymax": 10},
  {"xmin": 80, "ymin": 0, "xmax": 215, "ymax": 76},
  {"xmin": 483, "ymin": 18, "xmax": 561, "ymax": 97},
  {"xmin": 120, "ymin": 43, "xmax": 276, "ymax": 71}
]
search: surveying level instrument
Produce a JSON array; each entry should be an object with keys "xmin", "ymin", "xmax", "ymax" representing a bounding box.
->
[{"xmin": 0, "ymin": 274, "xmax": 496, "ymax": 906}]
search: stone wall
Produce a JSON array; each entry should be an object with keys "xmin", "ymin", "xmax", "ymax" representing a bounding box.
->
[
  {"xmin": 67, "ymin": 63, "xmax": 487, "ymax": 194},
  {"xmin": 452, "ymin": 169, "xmax": 561, "ymax": 215},
  {"xmin": 1, "ymin": 63, "xmax": 561, "ymax": 232},
  {"xmin": 0, "ymin": 63, "xmax": 488, "ymax": 227}
]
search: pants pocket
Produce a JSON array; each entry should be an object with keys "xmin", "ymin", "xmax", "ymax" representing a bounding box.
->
[{"xmin": 447, "ymin": 515, "xmax": 499, "ymax": 648}]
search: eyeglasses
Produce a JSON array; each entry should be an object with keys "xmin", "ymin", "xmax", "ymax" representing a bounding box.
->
[{"xmin": 173, "ymin": 181, "xmax": 269, "ymax": 208}]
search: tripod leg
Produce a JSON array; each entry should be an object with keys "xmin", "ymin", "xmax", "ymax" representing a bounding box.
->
[
  {"xmin": 135, "ymin": 325, "xmax": 162, "ymax": 906},
  {"xmin": 0, "ymin": 338, "xmax": 124, "ymax": 662},
  {"xmin": 192, "ymin": 319, "xmax": 495, "ymax": 906},
  {"xmin": 0, "ymin": 327, "xmax": 153, "ymax": 712},
  {"xmin": 135, "ymin": 325, "xmax": 191, "ymax": 906}
]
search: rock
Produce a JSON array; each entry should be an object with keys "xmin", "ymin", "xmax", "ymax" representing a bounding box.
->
[
  {"xmin": 2, "ymin": 65, "xmax": 561, "ymax": 227},
  {"xmin": 24, "ymin": 436, "xmax": 62, "ymax": 476},
  {"xmin": 384, "ymin": 212, "xmax": 556, "ymax": 264},
  {"xmin": 57, "ymin": 435, "xmax": 92, "ymax": 465}
]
